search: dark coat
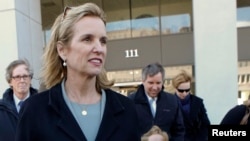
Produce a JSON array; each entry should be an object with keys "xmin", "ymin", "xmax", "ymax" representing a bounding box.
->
[
  {"xmin": 0, "ymin": 100, "xmax": 18, "ymax": 141},
  {"xmin": 0, "ymin": 87, "xmax": 37, "ymax": 141},
  {"xmin": 128, "ymin": 84, "xmax": 185, "ymax": 141},
  {"xmin": 175, "ymin": 94, "xmax": 210, "ymax": 141},
  {"xmin": 220, "ymin": 104, "xmax": 250, "ymax": 125},
  {"xmin": 15, "ymin": 83, "xmax": 140, "ymax": 141}
]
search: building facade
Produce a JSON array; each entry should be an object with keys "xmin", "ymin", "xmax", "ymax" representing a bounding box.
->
[{"xmin": 0, "ymin": 0, "xmax": 249, "ymax": 124}]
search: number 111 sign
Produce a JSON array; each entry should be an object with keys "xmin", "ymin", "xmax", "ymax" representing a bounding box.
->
[{"xmin": 125, "ymin": 49, "xmax": 139, "ymax": 58}]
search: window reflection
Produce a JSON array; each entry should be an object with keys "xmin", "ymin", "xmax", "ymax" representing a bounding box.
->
[
  {"xmin": 106, "ymin": 20, "xmax": 131, "ymax": 40},
  {"xmin": 237, "ymin": 0, "xmax": 250, "ymax": 28},
  {"xmin": 107, "ymin": 69, "xmax": 142, "ymax": 83},
  {"xmin": 104, "ymin": 0, "xmax": 131, "ymax": 40},
  {"xmin": 131, "ymin": 16, "xmax": 159, "ymax": 37},
  {"xmin": 106, "ymin": 0, "xmax": 160, "ymax": 40},
  {"xmin": 131, "ymin": 0, "xmax": 159, "ymax": 38},
  {"xmin": 160, "ymin": 0, "xmax": 192, "ymax": 35},
  {"xmin": 161, "ymin": 14, "xmax": 191, "ymax": 34},
  {"xmin": 238, "ymin": 60, "xmax": 250, "ymax": 104},
  {"xmin": 237, "ymin": 7, "xmax": 250, "ymax": 27},
  {"xmin": 42, "ymin": 0, "xmax": 237, "ymax": 41}
]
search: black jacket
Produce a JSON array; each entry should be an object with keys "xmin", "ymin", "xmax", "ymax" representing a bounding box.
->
[
  {"xmin": 221, "ymin": 104, "xmax": 250, "ymax": 125},
  {"xmin": 175, "ymin": 93, "xmax": 210, "ymax": 141},
  {"xmin": 128, "ymin": 84, "xmax": 185, "ymax": 141},
  {"xmin": 15, "ymin": 83, "xmax": 140, "ymax": 141},
  {"xmin": 0, "ymin": 87, "xmax": 37, "ymax": 141}
]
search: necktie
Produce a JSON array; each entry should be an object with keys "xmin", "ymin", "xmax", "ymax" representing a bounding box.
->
[
  {"xmin": 149, "ymin": 98, "xmax": 156, "ymax": 117},
  {"xmin": 18, "ymin": 101, "xmax": 24, "ymax": 112}
]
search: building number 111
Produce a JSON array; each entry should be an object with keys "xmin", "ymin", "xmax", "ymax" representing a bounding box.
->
[{"xmin": 125, "ymin": 49, "xmax": 139, "ymax": 58}]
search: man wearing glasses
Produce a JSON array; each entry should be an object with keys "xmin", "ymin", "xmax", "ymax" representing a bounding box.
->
[{"xmin": 0, "ymin": 59, "xmax": 38, "ymax": 141}]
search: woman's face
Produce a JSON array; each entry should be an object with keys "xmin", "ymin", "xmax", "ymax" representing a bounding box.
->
[
  {"xmin": 63, "ymin": 16, "xmax": 107, "ymax": 77},
  {"xmin": 175, "ymin": 81, "xmax": 191, "ymax": 100}
]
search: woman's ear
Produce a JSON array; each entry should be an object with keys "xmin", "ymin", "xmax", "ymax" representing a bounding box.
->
[{"xmin": 57, "ymin": 41, "xmax": 66, "ymax": 60}]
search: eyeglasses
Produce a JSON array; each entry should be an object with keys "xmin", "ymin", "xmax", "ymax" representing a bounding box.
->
[
  {"xmin": 12, "ymin": 75, "xmax": 31, "ymax": 81},
  {"xmin": 61, "ymin": 6, "xmax": 72, "ymax": 22},
  {"xmin": 177, "ymin": 88, "xmax": 190, "ymax": 93}
]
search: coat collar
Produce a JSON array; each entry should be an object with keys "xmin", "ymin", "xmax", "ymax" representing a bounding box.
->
[
  {"xmin": 47, "ymin": 83, "xmax": 125, "ymax": 141},
  {"xmin": 3, "ymin": 87, "xmax": 37, "ymax": 101},
  {"xmin": 96, "ymin": 89, "xmax": 124, "ymax": 140},
  {"xmin": 2, "ymin": 87, "xmax": 37, "ymax": 113},
  {"xmin": 47, "ymin": 83, "xmax": 84, "ymax": 140},
  {"xmin": 133, "ymin": 84, "xmax": 164, "ymax": 103}
]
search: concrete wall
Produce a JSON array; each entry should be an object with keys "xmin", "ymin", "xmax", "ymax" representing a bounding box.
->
[{"xmin": 0, "ymin": 0, "xmax": 43, "ymax": 97}]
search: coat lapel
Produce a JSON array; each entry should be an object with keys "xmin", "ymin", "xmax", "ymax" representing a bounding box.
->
[
  {"xmin": 95, "ymin": 90, "xmax": 124, "ymax": 141},
  {"xmin": 57, "ymin": 115, "xmax": 87, "ymax": 141},
  {"xmin": 47, "ymin": 85, "xmax": 126, "ymax": 141},
  {"xmin": 48, "ymin": 84, "xmax": 86, "ymax": 141}
]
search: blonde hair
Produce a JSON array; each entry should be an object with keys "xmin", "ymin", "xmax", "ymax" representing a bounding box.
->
[
  {"xmin": 41, "ymin": 3, "xmax": 114, "ymax": 91},
  {"xmin": 243, "ymin": 95, "xmax": 250, "ymax": 107},
  {"xmin": 172, "ymin": 70, "xmax": 192, "ymax": 89},
  {"xmin": 141, "ymin": 125, "xmax": 169, "ymax": 141}
]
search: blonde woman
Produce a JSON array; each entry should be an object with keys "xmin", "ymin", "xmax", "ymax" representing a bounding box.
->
[
  {"xmin": 172, "ymin": 70, "xmax": 210, "ymax": 141},
  {"xmin": 15, "ymin": 3, "xmax": 140, "ymax": 141}
]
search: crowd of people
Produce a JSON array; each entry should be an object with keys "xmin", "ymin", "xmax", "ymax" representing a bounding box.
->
[{"xmin": 0, "ymin": 2, "xmax": 248, "ymax": 141}]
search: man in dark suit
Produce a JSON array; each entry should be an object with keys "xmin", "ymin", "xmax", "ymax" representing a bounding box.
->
[
  {"xmin": 0, "ymin": 59, "xmax": 37, "ymax": 141},
  {"xmin": 128, "ymin": 62, "xmax": 185, "ymax": 141}
]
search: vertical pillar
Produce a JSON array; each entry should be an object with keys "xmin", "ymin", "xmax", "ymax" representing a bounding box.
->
[
  {"xmin": 0, "ymin": 0, "xmax": 43, "ymax": 97},
  {"xmin": 193, "ymin": 0, "xmax": 238, "ymax": 124}
]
